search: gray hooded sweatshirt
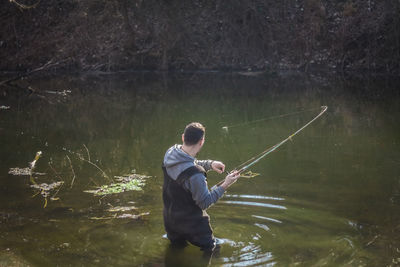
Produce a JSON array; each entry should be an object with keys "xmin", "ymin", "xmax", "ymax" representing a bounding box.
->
[{"xmin": 163, "ymin": 144, "xmax": 225, "ymax": 210}]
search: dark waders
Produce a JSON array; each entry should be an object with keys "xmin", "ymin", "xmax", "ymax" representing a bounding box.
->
[{"xmin": 162, "ymin": 165, "xmax": 220, "ymax": 261}]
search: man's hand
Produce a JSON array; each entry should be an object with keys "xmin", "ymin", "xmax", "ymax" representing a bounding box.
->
[
  {"xmin": 211, "ymin": 161, "xmax": 225, "ymax": 174},
  {"xmin": 220, "ymin": 170, "xmax": 240, "ymax": 190}
]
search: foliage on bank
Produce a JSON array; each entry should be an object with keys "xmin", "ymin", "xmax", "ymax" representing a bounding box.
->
[{"xmin": 0, "ymin": 0, "xmax": 399, "ymax": 73}]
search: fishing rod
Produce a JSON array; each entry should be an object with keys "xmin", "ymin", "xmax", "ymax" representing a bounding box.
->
[{"xmin": 217, "ymin": 106, "xmax": 328, "ymax": 184}]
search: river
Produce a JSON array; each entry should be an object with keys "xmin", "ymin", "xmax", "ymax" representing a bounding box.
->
[{"xmin": 0, "ymin": 71, "xmax": 399, "ymax": 266}]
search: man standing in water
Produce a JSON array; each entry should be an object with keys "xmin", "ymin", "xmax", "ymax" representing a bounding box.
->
[{"xmin": 162, "ymin": 122, "xmax": 240, "ymax": 252}]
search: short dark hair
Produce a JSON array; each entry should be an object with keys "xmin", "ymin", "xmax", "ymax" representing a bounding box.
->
[{"xmin": 183, "ymin": 122, "xmax": 205, "ymax": 145}]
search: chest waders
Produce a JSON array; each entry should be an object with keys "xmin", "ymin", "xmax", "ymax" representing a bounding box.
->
[{"xmin": 162, "ymin": 165, "xmax": 215, "ymax": 250}]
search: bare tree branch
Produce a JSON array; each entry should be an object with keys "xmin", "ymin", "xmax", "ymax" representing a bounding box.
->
[{"xmin": 9, "ymin": 0, "xmax": 41, "ymax": 10}]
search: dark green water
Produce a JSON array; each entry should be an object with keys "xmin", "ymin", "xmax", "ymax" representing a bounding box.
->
[{"xmin": 0, "ymin": 72, "xmax": 399, "ymax": 266}]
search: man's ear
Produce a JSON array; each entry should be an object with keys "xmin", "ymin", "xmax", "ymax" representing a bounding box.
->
[
  {"xmin": 182, "ymin": 134, "xmax": 185, "ymax": 144},
  {"xmin": 199, "ymin": 137, "xmax": 205, "ymax": 147}
]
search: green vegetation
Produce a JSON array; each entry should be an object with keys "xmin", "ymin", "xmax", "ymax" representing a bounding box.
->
[{"xmin": 84, "ymin": 173, "xmax": 150, "ymax": 196}]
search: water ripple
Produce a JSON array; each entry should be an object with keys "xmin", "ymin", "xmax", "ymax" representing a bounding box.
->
[
  {"xmin": 252, "ymin": 215, "xmax": 283, "ymax": 224},
  {"xmin": 254, "ymin": 223, "xmax": 270, "ymax": 232},
  {"xmin": 220, "ymin": 200, "xmax": 287, "ymax": 210},
  {"xmin": 222, "ymin": 251, "xmax": 276, "ymax": 266},
  {"xmin": 225, "ymin": 194, "xmax": 285, "ymax": 201}
]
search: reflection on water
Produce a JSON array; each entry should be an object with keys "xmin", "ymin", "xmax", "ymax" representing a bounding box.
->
[
  {"xmin": 220, "ymin": 200, "xmax": 287, "ymax": 210},
  {"xmin": 254, "ymin": 223, "xmax": 270, "ymax": 232},
  {"xmin": 225, "ymin": 194, "xmax": 285, "ymax": 201},
  {"xmin": 221, "ymin": 243, "xmax": 276, "ymax": 266},
  {"xmin": 221, "ymin": 194, "xmax": 287, "ymax": 211},
  {"xmin": 0, "ymin": 72, "xmax": 399, "ymax": 266},
  {"xmin": 252, "ymin": 215, "xmax": 282, "ymax": 224}
]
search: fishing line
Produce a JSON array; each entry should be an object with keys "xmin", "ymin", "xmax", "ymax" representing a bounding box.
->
[
  {"xmin": 217, "ymin": 106, "xmax": 328, "ymax": 184},
  {"xmin": 221, "ymin": 107, "xmax": 320, "ymax": 132},
  {"xmin": 221, "ymin": 123, "xmax": 242, "ymax": 164}
]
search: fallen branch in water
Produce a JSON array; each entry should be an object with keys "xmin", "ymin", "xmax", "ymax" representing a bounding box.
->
[
  {"xmin": 9, "ymin": 0, "xmax": 41, "ymax": 9},
  {"xmin": 0, "ymin": 59, "xmax": 68, "ymax": 87},
  {"xmin": 365, "ymin": 235, "xmax": 380, "ymax": 247},
  {"xmin": 83, "ymin": 144, "xmax": 91, "ymax": 162},
  {"xmin": 47, "ymin": 162, "xmax": 64, "ymax": 202},
  {"xmin": 29, "ymin": 151, "xmax": 42, "ymax": 170},
  {"xmin": 66, "ymin": 155, "xmax": 76, "ymax": 188},
  {"xmin": 80, "ymin": 156, "xmax": 111, "ymax": 181},
  {"xmin": 50, "ymin": 181, "xmax": 63, "ymax": 201},
  {"xmin": 75, "ymin": 144, "xmax": 111, "ymax": 182},
  {"xmin": 48, "ymin": 162, "xmax": 64, "ymax": 182},
  {"xmin": 29, "ymin": 151, "xmax": 42, "ymax": 185},
  {"xmin": 88, "ymin": 177, "xmax": 99, "ymax": 187}
]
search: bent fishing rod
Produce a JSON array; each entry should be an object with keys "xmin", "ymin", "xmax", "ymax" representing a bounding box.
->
[{"xmin": 217, "ymin": 106, "xmax": 328, "ymax": 184}]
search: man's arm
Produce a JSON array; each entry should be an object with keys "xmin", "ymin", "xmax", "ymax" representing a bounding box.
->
[
  {"xmin": 195, "ymin": 160, "xmax": 225, "ymax": 173},
  {"xmin": 184, "ymin": 173, "xmax": 225, "ymax": 210},
  {"xmin": 219, "ymin": 171, "xmax": 240, "ymax": 190},
  {"xmin": 195, "ymin": 160, "xmax": 213, "ymax": 172}
]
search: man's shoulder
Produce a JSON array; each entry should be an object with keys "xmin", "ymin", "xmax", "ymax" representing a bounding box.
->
[
  {"xmin": 164, "ymin": 144, "xmax": 179, "ymax": 155},
  {"xmin": 179, "ymin": 166, "xmax": 205, "ymax": 180}
]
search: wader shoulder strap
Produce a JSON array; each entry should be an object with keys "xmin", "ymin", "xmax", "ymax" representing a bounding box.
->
[{"xmin": 176, "ymin": 165, "xmax": 206, "ymax": 186}]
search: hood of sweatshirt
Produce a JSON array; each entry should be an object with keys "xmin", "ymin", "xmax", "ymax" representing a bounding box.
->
[{"xmin": 163, "ymin": 144, "xmax": 195, "ymax": 180}]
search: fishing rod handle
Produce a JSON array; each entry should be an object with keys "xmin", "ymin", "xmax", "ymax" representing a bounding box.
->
[{"xmin": 216, "ymin": 169, "xmax": 242, "ymax": 186}]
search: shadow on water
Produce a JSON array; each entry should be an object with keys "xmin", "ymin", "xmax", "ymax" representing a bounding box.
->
[{"xmin": 0, "ymin": 72, "xmax": 400, "ymax": 266}]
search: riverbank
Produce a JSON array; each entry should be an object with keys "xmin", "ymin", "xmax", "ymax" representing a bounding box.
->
[{"xmin": 1, "ymin": 1, "xmax": 399, "ymax": 74}]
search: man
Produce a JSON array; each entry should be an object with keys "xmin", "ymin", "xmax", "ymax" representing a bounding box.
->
[{"xmin": 162, "ymin": 122, "xmax": 240, "ymax": 252}]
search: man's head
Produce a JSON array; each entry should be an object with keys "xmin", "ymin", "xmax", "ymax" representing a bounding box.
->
[{"xmin": 182, "ymin": 122, "xmax": 205, "ymax": 147}]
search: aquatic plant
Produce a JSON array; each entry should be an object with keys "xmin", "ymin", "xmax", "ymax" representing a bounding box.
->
[
  {"xmin": 84, "ymin": 172, "xmax": 150, "ymax": 196},
  {"xmin": 71, "ymin": 144, "xmax": 111, "ymax": 181},
  {"xmin": 8, "ymin": 151, "xmax": 63, "ymax": 208},
  {"xmin": 31, "ymin": 181, "xmax": 64, "ymax": 208},
  {"xmin": 8, "ymin": 167, "xmax": 35, "ymax": 176},
  {"xmin": 115, "ymin": 212, "xmax": 149, "ymax": 219},
  {"xmin": 90, "ymin": 212, "xmax": 150, "ymax": 221},
  {"xmin": 107, "ymin": 206, "xmax": 138, "ymax": 212},
  {"xmin": 44, "ymin": 89, "xmax": 71, "ymax": 97},
  {"xmin": 8, "ymin": 151, "xmax": 44, "ymax": 177}
]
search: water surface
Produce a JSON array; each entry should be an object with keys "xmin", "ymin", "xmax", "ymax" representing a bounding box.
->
[{"xmin": 0, "ymin": 72, "xmax": 399, "ymax": 266}]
